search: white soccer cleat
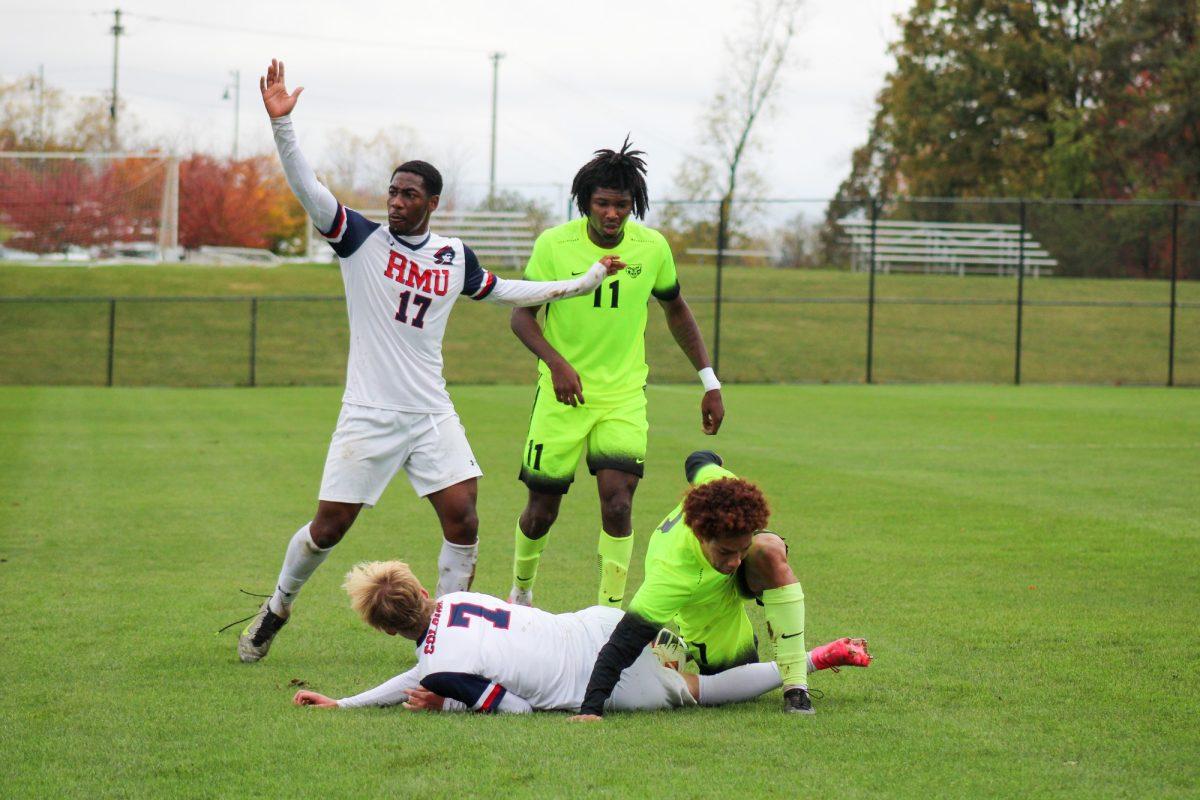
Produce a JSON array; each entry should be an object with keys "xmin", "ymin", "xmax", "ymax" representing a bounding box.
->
[
  {"xmin": 237, "ymin": 600, "xmax": 290, "ymax": 663},
  {"xmin": 507, "ymin": 585, "xmax": 533, "ymax": 607}
]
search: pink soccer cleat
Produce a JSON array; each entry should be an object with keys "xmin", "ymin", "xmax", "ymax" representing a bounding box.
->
[{"xmin": 809, "ymin": 637, "xmax": 872, "ymax": 673}]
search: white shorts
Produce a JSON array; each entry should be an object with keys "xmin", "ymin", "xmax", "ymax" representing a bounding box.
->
[
  {"xmin": 579, "ymin": 606, "xmax": 696, "ymax": 712},
  {"xmin": 318, "ymin": 403, "xmax": 483, "ymax": 506}
]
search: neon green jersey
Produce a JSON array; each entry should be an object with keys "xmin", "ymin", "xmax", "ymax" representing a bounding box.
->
[
  {"xmin": 628, "ymin": 461, "xmax": 741, "ymax": 631},
  {"xmin": 524, "ymin": 217, "xmax": 680, "ymax": 403}
]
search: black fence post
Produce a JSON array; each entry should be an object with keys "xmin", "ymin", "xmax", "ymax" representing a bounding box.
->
[
  {"xmin": 106, "ymin": 298, "xmax": 116, "ymax": 387},
  {"xmin": 249, "ymin": 297, "xmax": 259, "ymax": 388},
  {"xmin": 1014, "ymin": 200, "xmax": 1027, "ymax": 385},
  {"xmin": 712, "ymin": 197, "xmax": 729, "ymax": 375},
  {"xmin": 1168, "ymin": 202, "xmax": 1179, "ymax": 387},
  {"xmin": 865, "ymin": 197, "xmax": 878, "ymax": 384}
]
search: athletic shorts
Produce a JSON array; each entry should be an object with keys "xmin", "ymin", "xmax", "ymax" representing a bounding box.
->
[
  {"xmin": 518, "ymin": 385, "xmax": 649, "ymax": 495},
  {"xmin": 578, "ymin": 606, "xmax": 696, "ymax": 712},
  {"xmin": 319, "ymin": 403, "xmax": 483, "ymax": 506}
]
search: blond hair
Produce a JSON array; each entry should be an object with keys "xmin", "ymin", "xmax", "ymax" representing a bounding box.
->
[{"xmin": 342, "ymin": 561, "xmax": 428, "ymax": 637}]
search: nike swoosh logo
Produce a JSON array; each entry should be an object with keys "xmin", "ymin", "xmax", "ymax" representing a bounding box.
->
[
  {"xmin": 571, "ymin": 270, "xmax": 587, "ymax": 276},
  {"xmin": 516, "ymin": 575, "xmax": 533, "ymax": 582},
  {"xmin": 635, "ymin": 458, "xmax": 645, "ymax": 464},
  {"xmin": 607, "ymin": 597, "xmax": 622, "ymax": 603},
  {"xmin": 781, "ymin": 632, "xmax": 803, "ymax": 639}
]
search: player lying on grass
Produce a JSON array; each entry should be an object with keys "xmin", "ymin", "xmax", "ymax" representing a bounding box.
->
[
  {"xmin": 574, "ymin": 451, "xmax": 844, "ymax": 719},
  {"xmin": 291, "ymin": 561, "xmax": 870, "ymax": 713},
  {"xmin": 234, "ymin": 59, "xmax": 621, "ymax": 664}
]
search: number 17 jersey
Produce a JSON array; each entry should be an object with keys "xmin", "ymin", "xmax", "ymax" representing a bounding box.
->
[{"xmin": 525, "ymin": 217, "xmax": 680, "ymax": 404}]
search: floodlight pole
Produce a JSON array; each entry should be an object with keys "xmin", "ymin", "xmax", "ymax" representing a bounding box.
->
[
  {"xmin": 488, "ymin": 52, "xmax": 505, "ymax": 207},
  {"xmin": 110, "ymin": 8, "xmax": 124, "ymax": 150}
]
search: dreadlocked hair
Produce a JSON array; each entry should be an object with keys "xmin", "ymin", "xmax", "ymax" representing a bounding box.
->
[{"xmin": 571, "ymin": 135, "xmax": 649, "ymax": 219}]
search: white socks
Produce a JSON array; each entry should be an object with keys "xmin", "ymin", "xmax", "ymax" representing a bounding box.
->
[
  {"xmin": 268, "ymin": 524, "xmax": 332, "ymax": 615},
  {"xmin": 697, "ymin": 662, "xmax": 783, "ymax": 706},
  {"xmin": 436, "ymin": 539, "xmax": 478, "ymax": 597}
]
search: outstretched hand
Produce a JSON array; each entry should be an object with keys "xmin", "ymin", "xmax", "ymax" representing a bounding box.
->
[
  {"xmin": 260, "ymin": 58, "xmax": 304, "ymax": 118},
  {"xmin": 293, "ymin": 690, "xmax": 337, "ymax": 708},
  {"xmin": 599, "ymin": 256, "xmax": 626, "ymax": 277}
]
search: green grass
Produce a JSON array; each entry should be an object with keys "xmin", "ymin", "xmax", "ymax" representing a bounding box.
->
[
  {"xmin": 1, "ymin": 384, "xmax": 1197, "ymax": 798},
  {"xmin": 1, "ymin": 263, "xmax": 1197, "ymax": 386}
]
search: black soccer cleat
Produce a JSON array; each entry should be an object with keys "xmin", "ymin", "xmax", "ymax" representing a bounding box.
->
[
  {"xmin": 237, "ymin": 600, "xmax": 289, "ymax": 663},
  {"xmin": 783, "ymin": 686, "xmax": 815, "ymax": 715}
]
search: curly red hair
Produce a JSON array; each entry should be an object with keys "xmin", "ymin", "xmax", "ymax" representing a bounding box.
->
[{"xmin": 683, "ymin": 477, "xmax": 770, "ymax": 541}]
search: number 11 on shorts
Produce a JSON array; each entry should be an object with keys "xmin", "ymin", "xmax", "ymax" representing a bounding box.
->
[{"xmin": 525, "ymin": 440, "xmax": 544, "ymax": 470}]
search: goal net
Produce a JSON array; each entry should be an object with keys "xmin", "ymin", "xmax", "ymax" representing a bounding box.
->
[{"xmin": 0, "ymin": 152, "xmax": 178, "ymax": 261}]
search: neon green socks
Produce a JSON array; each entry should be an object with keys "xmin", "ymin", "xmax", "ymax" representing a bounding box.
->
[
  {"xmin": 762, "ymin": 582, "xmax": 807, "ymax": 688},
  {"xmin": 512, "ymin": 520, "xmax": 549, "ymax": 592},
  {"xmin": 597, "ymin": 530, "xmax": 634, "ymax": 607}
]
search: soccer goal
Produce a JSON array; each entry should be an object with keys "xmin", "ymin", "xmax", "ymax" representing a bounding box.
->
[{"xmin": 0, "ymin": 151, "xmax": 179, "ymax": 263}]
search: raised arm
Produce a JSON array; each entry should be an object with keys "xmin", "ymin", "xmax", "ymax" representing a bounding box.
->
[{"xmin": 260, "ymin": 58, "xmax": 338, "ymax": 233}]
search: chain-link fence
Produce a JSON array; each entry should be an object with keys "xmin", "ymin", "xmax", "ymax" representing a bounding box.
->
[{"xmin": 1, "ymin": 197, "xmax": 1197, "ymax": 387}]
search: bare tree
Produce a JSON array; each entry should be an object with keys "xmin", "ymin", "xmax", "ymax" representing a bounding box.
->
[
  {"xmin": 671, "ymin": 0, "xmax": 802, "ymax": 368},
  {"xmin": 707, "ymin": 0, "xmax": 801, "ymax": 254}
]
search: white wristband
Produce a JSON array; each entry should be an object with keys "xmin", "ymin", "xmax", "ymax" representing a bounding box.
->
[{"xmin": 699, "ymin": 367, "xmax": 721, "ymax": 392}]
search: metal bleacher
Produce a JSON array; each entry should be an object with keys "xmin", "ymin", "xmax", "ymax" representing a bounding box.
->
[
  {"xmin": 838, "ymin": 217, "xmax": 1057, "ymax": 277},
  {"xmin": 307, "ymin": 209, "xmax": 537, "ymax": 269}
]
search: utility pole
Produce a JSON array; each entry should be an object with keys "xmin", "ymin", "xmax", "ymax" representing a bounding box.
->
[
  {"xmin": 31, "ymin": 64, "xmax": 45, "ymax": 149},
  {"xmin": 488, "ymin": 51, "xmax": 504, "ymax": 207},
  {"xmin": 223, "ymin": 70, "xmax": 241, "ymax": 160},
  {"xmin": 109, "ymin": 8, "xmax": 124, "ymax": 151}
]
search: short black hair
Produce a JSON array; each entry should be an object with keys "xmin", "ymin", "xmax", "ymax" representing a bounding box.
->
[
  {"xmin": 571, "ymin": 135, "xmax": 649, "ymax": 219},
  {"xmin": 391, "ymin": 160, "xmax": 443, "ymax": 197}
]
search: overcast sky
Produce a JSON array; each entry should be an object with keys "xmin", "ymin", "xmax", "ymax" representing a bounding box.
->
[{"xmin": 2, "ymin": 0, "xmax": 911, "ymax": 208}]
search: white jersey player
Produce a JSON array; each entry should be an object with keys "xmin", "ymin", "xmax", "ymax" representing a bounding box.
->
[
  {"xmin": 236, "ymin": 59, "xmax": 623, "ymax": 664},
  {"xmin": 292, "ymin": 562, "xmax": 872, "ymax": 715}
]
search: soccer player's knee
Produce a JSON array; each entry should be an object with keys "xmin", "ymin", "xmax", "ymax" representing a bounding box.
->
[
  {"xmin": 600, "ymin": 494, "xmax": 633, "ymax": 525},
  {"xmin": 754, "ymin": 534, "xmax": 793, "ymax": 583},
  {"xmin": 523, "ymin": 503, "xmax": 558, "ymax": 535},
  {"xmin": 309, "ymin": 516, "xmax": 351, "ymax": 548}
]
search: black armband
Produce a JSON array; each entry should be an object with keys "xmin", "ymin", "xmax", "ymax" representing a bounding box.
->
[
  {"xmin": 684, "ymin": 450, "xmax": 723, "ymax": 483},
  {"xmin": 579, "ymin": 613, "xmax": 661, "ymax": 716}
]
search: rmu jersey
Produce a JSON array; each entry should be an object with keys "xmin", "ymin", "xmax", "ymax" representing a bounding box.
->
[
  {"xmin": 415, "ymin": 591, "xmax": 621, "ymax": 712},
  {"xmin": 320, "ymin": 204, "xmax": 498, "ymax": 412}
]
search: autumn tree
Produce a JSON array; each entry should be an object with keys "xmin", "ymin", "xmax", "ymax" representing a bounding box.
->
[{"xmin": 178, "ymin": 155, "xmax": 305, "ymax": 252}]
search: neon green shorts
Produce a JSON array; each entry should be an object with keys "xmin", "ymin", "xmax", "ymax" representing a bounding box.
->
[{"xmin": 518, "ymin": 384, "xmax": 648, "ymax": 495}]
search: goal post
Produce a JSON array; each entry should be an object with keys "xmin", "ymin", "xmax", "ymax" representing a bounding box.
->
[{"xmin": 0, "ymin": 151, "xmax": 179, "ymax": 262}]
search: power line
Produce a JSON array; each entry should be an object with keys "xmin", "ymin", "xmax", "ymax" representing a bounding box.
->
[{"xmin": 121, "ymin": 10, "xmax": 490, "ymax": 54}]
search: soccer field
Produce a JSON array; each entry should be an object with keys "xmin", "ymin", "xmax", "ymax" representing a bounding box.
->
[{"xmin": 1, "ymin": 384, "xmax": 1197, "ymax": 798}]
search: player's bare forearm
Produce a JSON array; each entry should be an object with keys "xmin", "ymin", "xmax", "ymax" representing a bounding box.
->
[
  {"xmin": 511, "ymin": 306, "xmax": 563, "ymax": 366},
  {"xmin": 660, "ymin": 295, "xmax": 712, "ymax": 371},
  {"xmin": 511, "ymin": 306, "xmax": 585, "ymax": 405}
]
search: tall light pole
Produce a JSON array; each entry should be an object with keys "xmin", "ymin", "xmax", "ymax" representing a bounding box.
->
[
  {"xmin": 488, "ymin": 51, "xmax": 504, "ymax": 207},
  {"xmin": 222, "ymin": 69, "xmax": 241, "ymax": 160},
  {"xmin": 109, "ymin": 8, "xmax": 124, "ymax": 150}
]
